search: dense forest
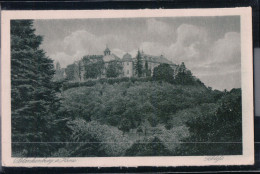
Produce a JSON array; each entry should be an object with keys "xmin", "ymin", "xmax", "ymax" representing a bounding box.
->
[{"xmin": 11, "ymin": 20, "xmax": 242, "ymax": 157}]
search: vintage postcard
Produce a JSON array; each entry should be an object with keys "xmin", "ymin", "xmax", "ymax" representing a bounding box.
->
[{"xmin": 1, "ymin": 8, "xmax": 254, "ymax": 167}]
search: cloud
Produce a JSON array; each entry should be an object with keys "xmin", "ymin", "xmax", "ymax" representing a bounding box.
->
[
  {"xmin": 208, "ymin": 32, "xmax": 240, "ymax": 65},
  {"xmin": 63, "ymin": 30, "xmax": 104, "ymax": 56},
  {"xmin": 47, "ymin": 30, "xmax": 106, "ymax": 68},
  {"xmin": 195, "ymin": 32, "xmax": 241, "ymax": 90},
  {"xmin": 147, "ymin": 18, "xmax": 172, "ymax": 35},
  {"xmin": 140, "ymin": 42, "xmax": 167, "ymax": 56},
  {"xmin": 138, "ymin": 24, "xmax": 241, "ymax": 90},
  {"xmin": 199, "ymin": 72, "xmax": 241, "ymax": 91},
  {"xmin": 111, "ymin": 48, "xmax": 126, "ymax": 58},
  {"xmin": 167, "ymin": 24, "xmax": 208, "ymax": 64},
  {"xmin": 145, "ymin": 18, "xmax": 176, "ymax": 44},
  {"xmin": 47, "ymin": 30, "xmax": 130, "ymax": 68},
  {"xmin": 50, "ymin": 52, "xmax": 76, "ymax": 68},
  {"xmin": 46, "ymin": 30, "xmax": 105, "ymax": 68},
  {"xmin": 140, "ymin": 24, "xmax": 209, "ymax": 66},
  {"xmin": 176, "ymin": 24, "xmax": 208, "ymax": 47}
]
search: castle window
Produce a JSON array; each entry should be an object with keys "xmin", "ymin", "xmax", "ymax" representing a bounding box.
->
[
  {"xmin": 127, "ymin": 70, "xmax": 129, "ymax": 74},
  {"xmin": 127, "ymin": 62, "xmax": 129, "ymax": 65}
]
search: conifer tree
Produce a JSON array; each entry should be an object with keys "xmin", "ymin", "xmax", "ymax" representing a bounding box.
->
[
  {"xmin": 56, "ymin": 62, "xmax": 61, "ymax": 70},
  {"xmin": 135, "ymin": 50, "xmax": 143, "ymax": 77},
  {"xmin": 175, "ymin": 62, "xmax": 194, "ymax": 85},
  {"xmin": 144, "ymin": 60, "xmax": 151, "ymax": 77},
  {"xmin": 11, "ymin": 20, "xmax": 62, "ymax": 156}
]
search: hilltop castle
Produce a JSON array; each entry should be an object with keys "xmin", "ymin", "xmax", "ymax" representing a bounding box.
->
[{"xmin": 54, "ymin": 46, "xmax": 188, "ymax": 81}]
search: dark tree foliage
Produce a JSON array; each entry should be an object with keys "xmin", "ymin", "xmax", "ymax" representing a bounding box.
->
[
  {"xmin": 174, "ymin": 62, "xmax": 195, "ymax": 85},
  {"xmin": 144, "ymin": 61, "xmax": 151, "ymax": 77},
  {"xmin": 147, "ymin": 113, "xmax": 159, "ymax": 127},
  {"xmin": 56, "ymin": 62, "xmax": 61, "ymax": 70},
  {"xmin": 11, "ymin": 20, "xmax": 69, "ymax": 157},
  {"xmin": 153, "ymin": 63, "xmax": 174, "ymax": 83},
  {"xmin": 83, "ymin": 56, "xmax": 104, "ymax": 79},
  {"xmin": 65, "ymin": 64, "xmax": 77, "ymax": 81},
  {"xmin": 176, "ymin": 89, "xmax": 242, "ymax": 155},
  {"xmin": 118, "ymin": 118, "xmax": 131, "ymax": 134},
  {"xmin": 78, "ymin": 61, "xmax": 83, "ymax": 80},
  {"xmin": 175, "ymin": 70, "xmax": 194, "ymax": 85},
  {"xmin": 63, "ymin": 81, "xmax": 212, "ymax": 132},
  {"xmin": 135, "ymin": 50, "xmax": 143, "ymax": 77},
  {"xmin": 145, "ymin": 61, "xmax": 148, "ymax": 71},
  {"xmin": 106, "ymin": 61, "xmax": 123, "ymax": 78}
]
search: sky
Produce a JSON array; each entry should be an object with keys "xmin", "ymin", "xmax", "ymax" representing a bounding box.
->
[{"xmin": 34, "ymin": 16, "xmax": 241, "ymax": 91}]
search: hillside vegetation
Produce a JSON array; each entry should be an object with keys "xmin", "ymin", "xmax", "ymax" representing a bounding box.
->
[{"xmin": 54, "ymin": 80, "xmax": 242, "ymax": 156}]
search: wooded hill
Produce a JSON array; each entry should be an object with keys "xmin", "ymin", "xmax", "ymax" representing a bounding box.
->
[{"xmin": 11, "ymin": 20, "xmax": 242, "ymax": 157}]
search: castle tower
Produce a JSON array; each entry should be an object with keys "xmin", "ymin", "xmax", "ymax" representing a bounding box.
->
[
  {"xmin": 122, "ymin": 53, "xmax": 133, "ymax": 77},
  {"xmin": 104, "ymin": 45, "xmax": 111, "ymax": 56},
  {"xmin": 56, "ymin": 62, "xmax": 61, "ymax": 70}
]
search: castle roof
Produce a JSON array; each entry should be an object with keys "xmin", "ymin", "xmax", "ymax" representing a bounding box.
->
[
  {"xmin": 103, "ymin": 53, "xmax": 120, "ymax": 62},
  {"xmin": 140, "ymin": 53, "xmax": 174, "ymax": 65},
  {"xmin": 122, "ymin": 53, "xmax": 133, "ymax": 61}
]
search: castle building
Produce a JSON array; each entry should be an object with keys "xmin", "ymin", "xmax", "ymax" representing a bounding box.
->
[
  {"xmin": 62, "ymin": 46, "xmax": 184, "ymax": 81},
  {"xmin": 101, "ymin": 46, "xmax": 122, "ymax": 78},
  {"xmin": 137, "ymin": 51, "xmax": 178, "ymax": 76}
]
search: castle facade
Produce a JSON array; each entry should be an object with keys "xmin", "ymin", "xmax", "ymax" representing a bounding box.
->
[{"xmin": 55, "ymin": 46, "xmax": 186, "ymax": 81}]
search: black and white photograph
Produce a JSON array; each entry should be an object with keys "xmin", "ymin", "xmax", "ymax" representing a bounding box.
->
[{"xmin": 1, "ymin": 8, "xmax": 254, "ymax": 167}]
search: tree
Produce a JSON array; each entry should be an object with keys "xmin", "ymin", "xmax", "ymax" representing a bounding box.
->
[
  {"xmin": 56, "ymin": 62, "xmax": 61, "ymax": 70},
  {"xmin": 65, "ymin": 64, "xmax": 77, "ymax": 81},
  {"xmin": 118, "ymin": 118, "xmax": 132, "ymax": 134},
  {"xmin": 147, "ymin": 113, "xmax": 159, "ymax": 127},
  {"xmin": 174, "ymin": 62, "xmax": 194, "ymax": 85},
  {"xmin": 78, "ymin": 61, "xmax": 83, "ymax": 81},
  {"xmin": 144, "ymin": 61, "xmax": 151, "ymax": 77},
  {"xmin": 65, "ymin": 120, "xmax": 107, "ymax": 157},
  {"xmin": 84, "ymin": 57, "xmax": 104, "ymax": 79},
  {"xmin": 153, "ymin": 63, "xmax": 174, "ymax": 83},
  {"xmin": 135, "ymin": 50, "xmax": 143, "ymax": 77},
  {"xmin": 11, "ymin": 20, "xmax": 64, "ymax": 157},
  {"xmin": 176, "ymin": 89, "xmax": 242, "ymax": 155},
  {"xmin": 106, "ymin": 61, "xmax": 123, "ymax": 78}
]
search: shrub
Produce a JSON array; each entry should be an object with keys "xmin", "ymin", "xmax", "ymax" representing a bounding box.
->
[
  {"xmin": 80, "ymin": 80, "xmax": 97, "ymax": 87},
  {"xmin": 62, "ymin": 82, "xmax": 80, "ymax": 90},
  {"xmin": 67, "ymin": 119, "xmax": 131, "ymax": 156}
]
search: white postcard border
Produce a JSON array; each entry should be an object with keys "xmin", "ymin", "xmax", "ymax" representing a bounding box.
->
[{"xmin": 1, "ymin": 8, "xmax": 254, "ymax": 167}]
